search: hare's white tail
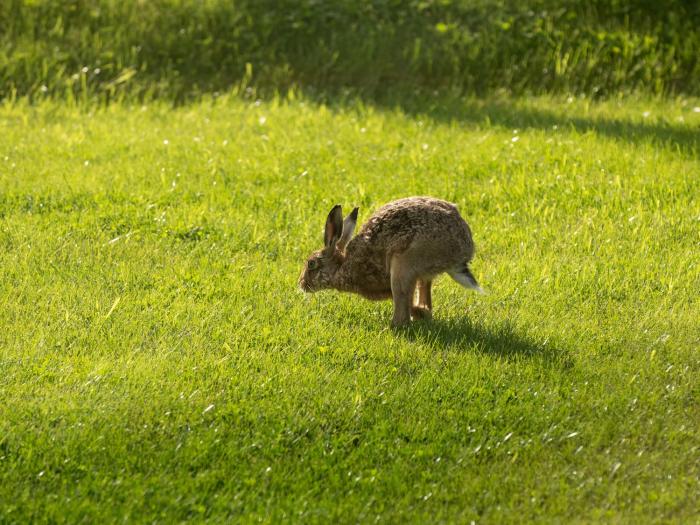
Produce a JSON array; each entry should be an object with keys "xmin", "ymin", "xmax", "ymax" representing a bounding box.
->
[{"xmin": 448, "ymin": 265, "xmax": 485, "ymax": 294}]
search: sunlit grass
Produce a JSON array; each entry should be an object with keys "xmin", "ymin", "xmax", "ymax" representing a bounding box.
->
[{"xmin": 0, "ymin": 94, "xmax": 698, "ymax": 522}]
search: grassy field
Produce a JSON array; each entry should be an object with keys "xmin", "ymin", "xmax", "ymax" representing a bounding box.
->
[{"xmin": 1, "ymin": 93, "xmax": 699, "ymax": 522}]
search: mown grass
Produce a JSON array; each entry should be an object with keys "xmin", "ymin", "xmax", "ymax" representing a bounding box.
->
[
  {"xmin": 1, "ymin": 93, "xmax": 698, "ymax": 522},
  {"xmin": 2, "ymin": 0, "xmax": 700, "ymax": 103}
]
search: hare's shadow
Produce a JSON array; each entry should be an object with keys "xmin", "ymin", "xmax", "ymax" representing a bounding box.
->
[{"xmin": 399, "ymin": 317, "xmax": 571, "ymax": 367}]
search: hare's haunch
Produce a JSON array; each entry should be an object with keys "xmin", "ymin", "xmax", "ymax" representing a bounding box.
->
[{"xmin": 299, "ymin": 197, "xmax": 482, "ymax": 327}]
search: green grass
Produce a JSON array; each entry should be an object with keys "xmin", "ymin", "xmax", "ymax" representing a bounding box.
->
[
  {"xmin": 3, "ymin": 0, "xmax": 700, "ymax": 102},
  {"xmin": 1, "ymin": 93, "xmax": 699, "ymax": 522}
]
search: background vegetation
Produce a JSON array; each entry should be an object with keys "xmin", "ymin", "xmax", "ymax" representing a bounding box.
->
[{"xmin": 2, "ymin": 0, "xmax": 700, "ymax": 103}]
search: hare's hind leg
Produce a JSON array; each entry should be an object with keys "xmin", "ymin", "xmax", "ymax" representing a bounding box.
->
[
  {"xmin": 411, "ymin": 279, "xmax": 433, "ymax": 320},
  {"xmin": 389, "ymin": 256, "xmax": 417, "ymax": 327},
  {"xmin": 418, "ymin": 279, "xmax": 432, "ymax": 309}
]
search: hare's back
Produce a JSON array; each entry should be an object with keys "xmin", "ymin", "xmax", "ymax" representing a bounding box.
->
[{"xmin": 358, "ymin": 197, "xmax": 472, "ymax": 251}]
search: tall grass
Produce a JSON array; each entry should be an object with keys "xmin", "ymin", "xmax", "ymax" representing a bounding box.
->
[{"xmin": 2, "ymin": 0, "xmax": 699, "ymax": 103}]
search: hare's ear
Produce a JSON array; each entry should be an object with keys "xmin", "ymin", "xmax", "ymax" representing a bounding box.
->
[
  {"xmin": 337, "ymin": 207, "xmax": 358, "ymax": 251},
  {"xmin": 324, "ymin": 204, "xmax": 343, "ymax": 248}
]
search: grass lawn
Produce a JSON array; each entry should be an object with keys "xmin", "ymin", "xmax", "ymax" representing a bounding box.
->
[{"xmin": 1, "ymin": 94, "xmax": 698, "ymax": 523}]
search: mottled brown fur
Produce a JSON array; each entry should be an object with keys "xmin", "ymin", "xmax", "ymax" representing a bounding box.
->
[{"xmin": 299, "ymin": 197, "xmax": 479, "ymax": 327}]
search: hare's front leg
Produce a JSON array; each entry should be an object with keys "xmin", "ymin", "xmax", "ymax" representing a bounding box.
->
[
  {"xmin": 411, "ymin": 279, "xmax": 433, "ymax": 320},
  {"xmin": 389, "ymin": 257, "xmax": 416, "ymax": 327}
]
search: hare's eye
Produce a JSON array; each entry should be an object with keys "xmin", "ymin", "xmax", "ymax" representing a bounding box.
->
[{"xmin": 308, "ymin": 259, "xmax": 318, "ymax": 270}]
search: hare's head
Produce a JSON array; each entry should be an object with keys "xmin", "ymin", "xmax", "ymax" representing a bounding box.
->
[{"xmin": 299, "ymin": 204, "xmax": 358, "ymax": 292}]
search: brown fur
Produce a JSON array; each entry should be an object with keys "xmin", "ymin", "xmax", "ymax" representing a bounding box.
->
[{"xmin": 298, "ymin": 197, "xmax": 479, "ymax": 327}]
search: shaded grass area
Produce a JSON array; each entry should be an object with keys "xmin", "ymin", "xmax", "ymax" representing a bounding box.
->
[
  {"xmin": 2, "ymin": 0, "xmax": 700, "ymax": 103},
  {"xmin": 324, "ymin": 91, "xmax": 700, "ymax": 157},
  {"xmin": 0, "ymin": 95, "xmax": 699, "ymax": 522}
]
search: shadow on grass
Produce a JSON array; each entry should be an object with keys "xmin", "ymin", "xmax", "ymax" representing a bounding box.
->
[
  {"xmin": 315, "ymin": 91, "xmax": 699, "ymax": 158},
  {"xmin": 398, "ymin": 317, "xmax": 572, "ymax": 368},
  {"xmin": 432, "ymin": 99, "xmax": 698, "ymax": 157}
]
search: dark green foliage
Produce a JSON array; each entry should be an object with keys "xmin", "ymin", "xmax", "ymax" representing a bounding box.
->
[{"xmin": 1, "ymin": 0, "xmax": 699, "ymax": 102}]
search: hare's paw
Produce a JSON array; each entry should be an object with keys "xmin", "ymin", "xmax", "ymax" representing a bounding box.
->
[
  {"xmin": 410, "ymin": 306, "xmax": 432, "ymax": 321},
  {"xmin": 391, "ymin": 312, "xmax": 411, "ymax": 329}
]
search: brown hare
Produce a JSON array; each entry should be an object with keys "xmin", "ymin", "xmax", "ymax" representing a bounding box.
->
[{"xmin": 299, "ymin": 197, "xmax": 482, "ymax": 327}]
